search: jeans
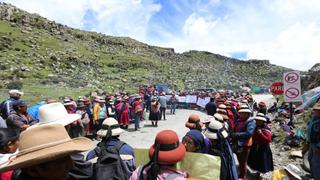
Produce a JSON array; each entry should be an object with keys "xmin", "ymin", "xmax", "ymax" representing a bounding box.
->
[
  {"xmin": 170, "ymin": 104, "xmax": 176, "ymax": 114},
  {"xmin": 160, "ymin": 107, "xmax": 166, "ymax": 120},
  {"xmin": 134, "ymin": 111, "xmax": 141, "ymax": 130}
]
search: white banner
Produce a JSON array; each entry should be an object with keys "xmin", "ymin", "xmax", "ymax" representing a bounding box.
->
[
  {"xmin": 196, "ymin": 97, "xmax": 210, "ymax": 108},
  {"xmin": 283, "ymin": 71, "xmax": 303, "ymax": 102},
  {"xmin": 186, "ymin": 95, "xmax": 197, "ymax": 103},
  {"xmin": 178, "ymin": 96, "xmax": 186, "ymax": 103}
]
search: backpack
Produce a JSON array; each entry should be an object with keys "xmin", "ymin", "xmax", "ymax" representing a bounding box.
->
[{"xmin": 93, "ymin": 141, "xmax": 131, "ymax": 180}]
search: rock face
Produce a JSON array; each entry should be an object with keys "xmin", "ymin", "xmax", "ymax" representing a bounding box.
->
[
  {"xmin": 302, "ymin": 63, "xmax": 320, "ymax": 90},
  {"xmin": 0, "ymin": 3, "xmax": 292, "ymax": 92}
]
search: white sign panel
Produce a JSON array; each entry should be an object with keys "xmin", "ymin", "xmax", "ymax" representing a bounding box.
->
[
  {"xmin": 283, "ymin": 71, "xmax": 303, "ymax": 102},
  {"xmin": 178, "ymin": 96, "xmax": 186, "ymax": 103},
  {"xmin": 196, "ymin": 97, "xmax": 210, "ymax": 108},
  {"xmin": 186, "ymin": 95, "xmax": 197, "ymax": 103}
]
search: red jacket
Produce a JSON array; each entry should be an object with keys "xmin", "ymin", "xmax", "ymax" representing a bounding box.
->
[{"xmin": 252, "ymin": 127, "xmax": 272, "ymax": 145}]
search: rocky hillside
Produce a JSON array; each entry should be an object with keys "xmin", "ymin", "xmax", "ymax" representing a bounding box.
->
[
  {"xmin": 302, "ymin": 63, "xmax": 320, "ymax": 91},
  {"xmin": 0, "ymin": 3, "xmax": 291, "ymax": 92}
]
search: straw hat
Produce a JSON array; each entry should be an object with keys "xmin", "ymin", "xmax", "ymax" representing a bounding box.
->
[
  {"xmin": 97, "ymin": 118, "xmax": 124, "ymax": 137},
  {"xmin": 95, "ymin": 96, "xmax": 105, "ymax": 103},
  {"xmin": 254, "ymin": 113, "xmax": 267, "ymax": 122},
  {"xmin": 238, "ymin": 105, "xmax": 251, "ymax": 113},
  {"xmin": 63, "ymin": 99, "xmax": 73, "ymax": 106},
  {"xmin": 283, "ymin": 164, "xmax": 302, "ymax": 180},
  {"xmin": 204, "ymin": 120, "xmax": 228, "ymax": 140},
  {"xmin": 149, "ymin": 130, "xmax": 186, "ymax": 165},
  {"xmin": 0, "ymin": 124, "xmax": 92, "ymax": 172},
  {"xmin": 213, "ymin": 113, "xmax": 224, "ymax": 122},
  {"xmin": 8, "ymin": 89, "xmax": 23, "ymax": 96},
  {"xmin": 218, "ymin": 104, "xmax": 227, "ymax": 109},
  {"xmin": 201, "ymin": 115, "xmax": 215, "ymax": 124},
  {"xmin": 37, "ymin": 103, "xmax": 81, "ymax": 126}
]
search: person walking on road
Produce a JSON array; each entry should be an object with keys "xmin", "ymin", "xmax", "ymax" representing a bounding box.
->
[
  {"xmin": 169, "ymin": 94, "xmax": 178, "ymax": 115},
  {"xmin": 132, "ymin": 96, "xmax": 143, "ymax": 131},
  {"xmin": 158, "ymin": 92, "xmax": 168, "ymax": 120}
]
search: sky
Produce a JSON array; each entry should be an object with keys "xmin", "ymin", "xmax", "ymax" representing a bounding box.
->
[{"xmin": 1, "ymin": 0, "xmax": 320, "ymax": 71}]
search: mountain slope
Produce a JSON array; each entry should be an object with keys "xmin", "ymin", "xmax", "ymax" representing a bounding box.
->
[{"xmin": 0, "ymin": 3, "xmax": 291, "ymax": 92}]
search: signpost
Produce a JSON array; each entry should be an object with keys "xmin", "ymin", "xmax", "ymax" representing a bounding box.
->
[
  {"xmin": 283, "ymin": 71, "xmax": 302, "ymax": 102},
  {"xmin": 271, "ymin": 82, "xmax": 284, "ymax": 95},
  {"xmin": 283, "ymin": 71, "xmax": 303, "ymax": 126}
]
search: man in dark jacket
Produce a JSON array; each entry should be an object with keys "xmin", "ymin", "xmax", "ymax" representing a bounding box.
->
[
  {"xmin": 0, "ymin": 90, "xmax": 23, "ymax": 119},
  {"xmin": 205, "ymin": 97, "xmax": 217, "ymax": 116}
]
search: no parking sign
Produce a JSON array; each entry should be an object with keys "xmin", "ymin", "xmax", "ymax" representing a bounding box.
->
[{"xmin": 283, "ymin": 71, "xmax": 303, "ymax": 102}]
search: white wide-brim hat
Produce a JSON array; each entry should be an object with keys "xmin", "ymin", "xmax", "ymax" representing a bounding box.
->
[
  {"xmin": 201, "ymin": 115, "xmax": 215, "ymax": 124},
  {"xmin": 283, "ymin": 164, "xmax": 302, "ymax": 180},
  {"xmin": 204, "ymin": 120, "xmax": 228, "ymax": 140},
  {"xmin": 37, "ymin": 103, "xmax": 81, "ymax": 126},
  {"xmin": 97, "ymin": 118, "xmax": 124, "ymax": 137},
  {"xmin": 238, "ymin": 108, "xmax": 252, "ymax": 113}
]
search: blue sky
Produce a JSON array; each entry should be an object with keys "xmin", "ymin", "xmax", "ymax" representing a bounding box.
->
[{"xmin": 1, "ymin": 0, "xmax": 320, "ymax": 70}]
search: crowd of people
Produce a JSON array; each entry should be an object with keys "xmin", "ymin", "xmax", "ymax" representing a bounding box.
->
[{"xmin": 0, "ymin": 88, "xmax": 319, "ymax": 180}]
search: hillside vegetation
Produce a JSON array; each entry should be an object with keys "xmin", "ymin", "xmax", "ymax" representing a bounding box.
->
[{"xmin": 0, "ymin": 3, "xmax": 292, "ymax": 101}]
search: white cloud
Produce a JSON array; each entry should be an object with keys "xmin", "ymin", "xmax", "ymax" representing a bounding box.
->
[
  {"xmin": 160, "ymin": 0, "xmax": 320, "ymax": 71},
  {"xmin": 2, "ymin": 0, "xmax": 88, "ymax": 28},
  {"xmin": 1, "ymin": 0, "xmax": 161, "ymax": 42}
]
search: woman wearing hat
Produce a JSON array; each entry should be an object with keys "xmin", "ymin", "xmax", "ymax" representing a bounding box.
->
[
  {"xmin": 204, "ymin": 120, "xmax": 238, "ymax": 180},
  {"xmin": 182, "ymin": 130, "xmax": 207, "ymax": 153},
  {"xmin": 115, "ymin": 96, "xmax": 130, "ymax": 129},
  {"xmin": 93, "ymin": 97, "xmax": 107, "ymax": 137},
  {"xmin": 149, "ymin": 98, "xmax": 161, "ymax": 127},
  {"xmin": 130, "ymin": 130, "xmax": 197, "ymax": 180},
  {"xmin": 247, "ymin": 113, "xmax": 274, "ymax": 177},
  {"xmin": 75, "ymin": 102, "xmax": 90, "ymax": 137},
  {"xmin": 232, "ymin": 105, "xmax": 256, "ymax": 179}
]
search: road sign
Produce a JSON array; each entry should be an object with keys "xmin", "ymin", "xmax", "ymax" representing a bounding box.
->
[
  {"xmin": 270, "ymin": 82, "xmax": 284, "ymax": 95},
  {"xmin": 284, "ymin": 72, "xmax": 299, "ymax": 84},
  {"xmin": 283, "ymin": 71, "xmax": 302, "ymax": 102}
]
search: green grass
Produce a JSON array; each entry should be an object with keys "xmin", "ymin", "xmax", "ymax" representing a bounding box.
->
[{"xmin": 0, "ymin": 83, "xmax": 91, "ymax": 105}]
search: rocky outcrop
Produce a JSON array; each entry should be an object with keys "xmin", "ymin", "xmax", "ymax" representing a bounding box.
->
[{"xmin": 302, "ymin": 63, "xmax": 320, "ymax": 90}]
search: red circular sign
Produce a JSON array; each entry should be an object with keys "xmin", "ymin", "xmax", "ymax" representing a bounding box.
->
[
  {"xmin": 285, "ymin": 87, "xmax": 300, "ymax": 99},
  {"xmin": 285, "ymin": 72, "xmax": 299, "ymax": 84},
  {"xmin": 270, "ymin": 82, "xmax": 284, "ymax": 95}
]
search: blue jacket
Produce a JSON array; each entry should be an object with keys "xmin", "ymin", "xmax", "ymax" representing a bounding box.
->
[
  {"xmin": 307, "ymin": 116, "xmax": 320, "ymax": 148},
  {"xmin": 27, "ymin": 101, "xmax": 46, "ymax": 122},
  {"xmin": 234, "ymin": 118, "xmax": 256, "ymax": 147}
]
